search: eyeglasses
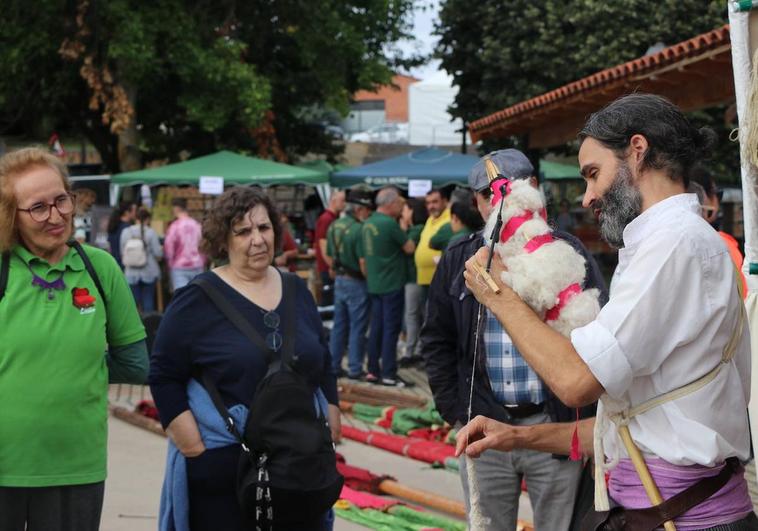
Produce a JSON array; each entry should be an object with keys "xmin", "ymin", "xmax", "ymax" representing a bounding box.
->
[
  {"xmin": 17, "ymin": 194, "xmax": 76, "ymax": 222},
  {"xmin": 262, "ymin": 309, "xmax": 282, "ymax": 352}
]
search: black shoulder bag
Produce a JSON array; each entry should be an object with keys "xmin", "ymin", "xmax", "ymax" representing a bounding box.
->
[{"xmin": 192, "ymin": 273, "xmax": 343, "ymax": 529}]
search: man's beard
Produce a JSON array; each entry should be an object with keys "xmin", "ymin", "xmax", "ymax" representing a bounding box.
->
[{"xmin": 594, "ymin": 161, "xmax": 642, "ymax": 249}]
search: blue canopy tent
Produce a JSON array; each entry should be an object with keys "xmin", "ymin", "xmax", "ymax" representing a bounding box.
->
[
  {"xmin": 331, "ymin": 147, "xmax": 581, "ymax": 190},
  {"xmin": 331, "ymin": 147, "xmax": 478, "ymax": 189}
]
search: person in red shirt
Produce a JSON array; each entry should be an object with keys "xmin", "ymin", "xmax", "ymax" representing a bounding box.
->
[
  {"xmin": 275, "ymin": 212, "xmax": 299, "ymax": 273},
  {"xmin": 314, "ymin": 190, "xmax": 345, "ymax": 305}
]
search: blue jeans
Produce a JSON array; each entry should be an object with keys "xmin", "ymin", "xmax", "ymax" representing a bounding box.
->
[
  {"xmin": 329, "ymin": 276, "xmax": 370, "ymax": 376},
  {"xmin": 170, "ymin": 267, "xmax": 203, "ymax": 291},
  {"xmin": 367, "ymin": 288, "xmax": 405, "ymax": 379},
  {"xmin": 130, "ymin": 280, "xmax": 156, "ymax": 313}
]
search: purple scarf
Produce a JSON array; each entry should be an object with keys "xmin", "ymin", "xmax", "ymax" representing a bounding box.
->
[{"xmin": 609, "ymin": 458, "xmax": 753, "ymax": 529}]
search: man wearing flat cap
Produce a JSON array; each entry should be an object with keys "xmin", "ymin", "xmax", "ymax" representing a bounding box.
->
[
  {"xmin": 327, "ymin": 188, "xmax": 374, "ymax": 379},
  {"xmin": 420, "ymin": 149, "xmax": 607, "ymax": 529}
]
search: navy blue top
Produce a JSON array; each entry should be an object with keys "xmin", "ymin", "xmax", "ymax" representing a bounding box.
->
[
  {"xmin": 149, "ymin": 270, "xmax": 338, "ymax": 429},
  {"xmin": 108, "ymin": 221, "xmax": 131, "ymax": 269}
]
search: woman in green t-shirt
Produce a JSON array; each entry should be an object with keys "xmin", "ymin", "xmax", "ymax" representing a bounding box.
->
[{"xmin": 0, "ymin": 148, "xmax": 147, "ymax": 531}]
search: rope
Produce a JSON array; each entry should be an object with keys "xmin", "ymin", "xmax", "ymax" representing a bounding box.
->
[{"xmin": 465, "ymin": 303, "xmax": 490, "ymax": 529}]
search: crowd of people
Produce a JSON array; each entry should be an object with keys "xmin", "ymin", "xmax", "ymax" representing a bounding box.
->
[
  {"xmin": 323, "ymin": 182, "xmax": 484, "ymax": 387},
  {"xmin": 105, "ymin": 197, "xmax": 205, "ymax": 313},
  {"xmin": 1, "ymin": 92, "xmax": 754, "ymax": 531}
]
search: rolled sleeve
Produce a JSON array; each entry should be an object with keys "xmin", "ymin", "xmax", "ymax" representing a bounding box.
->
[{"xmin": 571, "ymin": 320, "xmax": 632, "ymax": 399}]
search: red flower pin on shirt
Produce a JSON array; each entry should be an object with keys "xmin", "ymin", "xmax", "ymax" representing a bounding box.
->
[{"xmin": 72, "ymin": 287, "xmax": 96, "ymax": 309}]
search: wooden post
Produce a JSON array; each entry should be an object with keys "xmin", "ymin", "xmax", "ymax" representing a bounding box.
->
[{"xmin": 618, "ymin": 425, "xmax": 676, "ymax": 531}]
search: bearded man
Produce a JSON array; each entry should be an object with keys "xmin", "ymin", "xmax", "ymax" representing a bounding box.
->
[
  {"xmin": 457, "ymin": 94, "xmax": 756, "ymax": 530},
  {"xmin": 421, "ymin": 149, "xmax": 607, "ymax": 530}
]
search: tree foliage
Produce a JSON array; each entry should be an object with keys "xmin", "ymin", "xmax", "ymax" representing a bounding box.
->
[
  {"xmin": 436, "ymin": 1, "xmax": 740, "ymax": 180},
  {"xmin": 0, "ymin": 0, "xmax": 418, "ymax": 171}
]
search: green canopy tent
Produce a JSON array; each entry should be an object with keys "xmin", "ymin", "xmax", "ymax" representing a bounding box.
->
[
  {"xmin": 112, "ymin": 150, "xmax": 327, "ymax": 186},
  {"xmin": 539, "ymin": 160, "xmax": 581, "ymax": 181},
  {"xmin": 539, "ymin": 160, "xmax": 583, "ymax": 204},
  {"xmin": 110, "ymin": 150, "xmax": 329, "ymax": 205}
]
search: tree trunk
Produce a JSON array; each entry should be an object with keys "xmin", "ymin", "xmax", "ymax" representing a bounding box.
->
[{"xmin": 117, "ymin": 81, "xmax": 140, "ymax": 172}]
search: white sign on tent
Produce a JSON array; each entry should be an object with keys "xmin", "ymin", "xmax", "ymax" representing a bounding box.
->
[
  {"xmin": 408, "ymin": 179, "xmax": 433, "ymax": 197},
  {"xmin": 199, "ymin": 176, "xmax": 224, "ymax": 195}
]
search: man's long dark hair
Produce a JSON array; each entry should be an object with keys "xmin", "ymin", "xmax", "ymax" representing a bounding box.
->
[{"xmin": 578, "ymin": 94, "xmax": 715, "ymax": 187}]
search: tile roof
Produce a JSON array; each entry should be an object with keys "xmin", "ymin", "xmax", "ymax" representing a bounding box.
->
[{"xmin": 470, "ymin": 24, "xmax": 732, "ymax": 142}]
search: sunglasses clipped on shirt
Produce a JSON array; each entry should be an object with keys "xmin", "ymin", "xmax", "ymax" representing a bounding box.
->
[{"xmin": 262, "ymin": 309, "xmax": 283, "ymax": 352}]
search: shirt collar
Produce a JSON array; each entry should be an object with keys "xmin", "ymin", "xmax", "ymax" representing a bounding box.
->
[
  {"xmin": 13, "ymin": 244, "xmax": 85, "ymax": 273},
  {"xmin": 622, "ymin": 193, "xmax": 699, "ymax": 248}
]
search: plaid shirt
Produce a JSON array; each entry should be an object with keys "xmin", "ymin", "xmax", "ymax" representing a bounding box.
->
[{"xmin": 483, "ymin": 309, "xmax": 546, "ymax": 405}]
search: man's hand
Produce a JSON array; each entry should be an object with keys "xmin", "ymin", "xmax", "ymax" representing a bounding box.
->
[
  {"xmin": 455, "ymin": 415, "xmax": 523, "ymax": 458},
  {"xmin": 463, "ymin": 247, "xmax": 517, "ymax": 306},
  {"xmin": 328, "ymin": 404, "xmax": 342, "ymax": 443}
]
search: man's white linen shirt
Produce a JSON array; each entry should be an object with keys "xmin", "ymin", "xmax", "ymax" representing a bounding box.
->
[{"xmin": 571, "ymin": 193, "xmax": 751, "ymax": 466}]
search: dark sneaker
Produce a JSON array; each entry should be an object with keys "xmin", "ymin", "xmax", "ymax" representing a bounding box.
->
[
  {"xmin": 335, "ymin": 368, "xmax": 347, "ymax": 378},
  {"xmin": 347, "ymin": 371, "xmax": 366, "ymax": 381},
  {"xmin": 364, "ymin": 372, "xmax": 380, "ymax": 384},
  {"xmin": 380, "ymin": 375, "xmax": 415, "ymax": 388}
]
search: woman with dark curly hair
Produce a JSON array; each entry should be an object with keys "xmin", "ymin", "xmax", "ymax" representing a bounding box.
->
[{"xmin": 149, "ymin": 186, "xmax": 339, "ymax": 531}]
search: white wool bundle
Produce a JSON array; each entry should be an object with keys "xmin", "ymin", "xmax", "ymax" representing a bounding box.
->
[{"xmin": 484, "ymin": 179, "xmax": 600, "ymax": 337}]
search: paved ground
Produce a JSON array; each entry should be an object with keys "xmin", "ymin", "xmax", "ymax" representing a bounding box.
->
[
  {"xmin": 102, "ymin": 414, "xmax": 469, "ymax": 531},
  {"xmin": 101, "ymin": 381, "xmax": 534, "ymax": 530}
]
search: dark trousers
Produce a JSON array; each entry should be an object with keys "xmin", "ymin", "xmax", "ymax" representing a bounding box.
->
[
  {"xmin": 0, "ymin": 482, "xmax": 104, "ymax": 531},
  {"xmin": 367, "ymin": 288, "xmax": 405, "ymax": 379},
  {"xmin": 702, "ymin": 512, "xmax": 758, "ymax": 530},
  {"xmin": 320, "ymin": 271, "xmax": 334, "ymax": 306},
  {"xmin": 186, "ymin": 445, "xmax": 331, "ymax": 531},
  {"xmin": 130, "ymin": 280, "xmax": 156, "ymax": 313}
]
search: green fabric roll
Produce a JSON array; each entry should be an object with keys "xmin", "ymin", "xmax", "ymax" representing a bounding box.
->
[
  {"xmin": 391, "ymin": 405, "xmax": 445, "ymax": 435},
  {"xmin": 389, "ymin": 505, "xmax": 467, "ymax": 531}
]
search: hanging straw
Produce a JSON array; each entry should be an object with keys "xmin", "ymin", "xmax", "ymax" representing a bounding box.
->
[{"xmin": 744, "ymin": 47, "xmax": 758, "ymax": 168}]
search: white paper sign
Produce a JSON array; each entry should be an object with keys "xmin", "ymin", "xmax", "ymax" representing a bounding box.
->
[
  {"xmin": 408, "ymin": 179, "xmax": 432, "ymax": 198},
  {"xmin": 199, "ymin": 176, "xmax": 224, "ymax": 195}
]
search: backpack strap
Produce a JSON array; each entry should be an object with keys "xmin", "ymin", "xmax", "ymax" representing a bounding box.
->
[
  {"xmin": 280, "ymin": 272, "xmax": 298, "ymax": 367},
  {"xmin": 68, "ymin": 240, "xmax": 107, "ymax": 307},
  {"xmin": 0, "ymin": 243, "xmax": 106, "ymax": 305},
  {"xmin": 200, "ymin": 370, "xmax": 249, "ymax": 450},
  {"xmin": 192, "ymin": 276, "xmax": 278, "ymax": 366},
  {"xmin": 191, "ymin": 272, "xmax": 298, "ymax": 449},
  {"xmin": 0, "ymin": 251, "xmax": 9, "ymax": 303}
]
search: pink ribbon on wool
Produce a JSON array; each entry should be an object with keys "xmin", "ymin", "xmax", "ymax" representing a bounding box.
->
[
  {"xmin": 500, "ymin": 213, "xmax": 533, "ymax": 243},
  {"xmin": 524, "ymin": 233, "xmax": 554, "ymax": 253},
  {"xmin": 545, "ymin": 283, "xmax": 582, "ymax": 322},
  {"xmin": 490, "ymin": 177, "xmax": 512, "ymax": 206}
]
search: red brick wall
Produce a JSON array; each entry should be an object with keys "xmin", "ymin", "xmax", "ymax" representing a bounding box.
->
[{"xmin": 353, "ymin": 74, "xmax": 418, "ymax": 123}]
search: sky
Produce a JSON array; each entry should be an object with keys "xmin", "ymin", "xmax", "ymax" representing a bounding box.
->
[{"xmin": 398, "ymin": 1, "xmax": 442, "ymax": 80}]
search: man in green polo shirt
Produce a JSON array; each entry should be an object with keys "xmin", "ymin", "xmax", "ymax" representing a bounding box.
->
[
  {"xmin": 362, "ymin": 186, "xmax": 416, "ymax": 387},
  {"xmin": 327, "ymin": 189, "xmax": 374, "ymax": 379}
]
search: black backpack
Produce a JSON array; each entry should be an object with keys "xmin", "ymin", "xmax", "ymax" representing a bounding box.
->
[
  {"xmin": 192, "ymin": 274, "xmax": 343, "ymax": 528},
  {"xmin": 0, "ymin": 241, "xmax": 106, "ymax": 305}
]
